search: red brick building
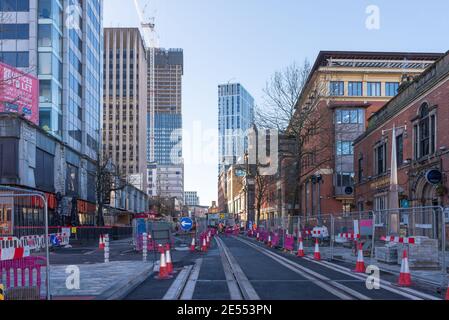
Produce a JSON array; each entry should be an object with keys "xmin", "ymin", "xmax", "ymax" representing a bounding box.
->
[
  {"xmin": 291, "ymin": 51, "xmax": 443, "ymax": 217},
  {"xmin": 354, "ymin": 51, "xmax": 449, "ymax": 210}
]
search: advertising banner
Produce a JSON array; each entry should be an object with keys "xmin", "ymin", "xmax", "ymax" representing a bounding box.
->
[{"xmin": 0, "ymin": 62, "xmax": 39, "ymax": 125}]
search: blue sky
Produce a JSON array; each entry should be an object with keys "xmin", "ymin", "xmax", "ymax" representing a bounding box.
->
[{"xmin": 104, "ymin": 0, "xmax": 449, "ymax": 206}]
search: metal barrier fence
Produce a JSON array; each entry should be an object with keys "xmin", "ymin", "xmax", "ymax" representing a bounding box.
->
[
  {"xmin": 248, "ymin": 206, "xmax": 448, "ymax": 283},
  {"xmin": 373, "ymin": 206, "xmax": 446, "ymax": 275},
  {"xmin": 0, "ymin": 186, "xmax": 50, "ymax": 300}
]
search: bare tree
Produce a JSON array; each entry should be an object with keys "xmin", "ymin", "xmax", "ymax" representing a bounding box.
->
[
  {"xmin": 95, "ymin": 152, "xmax": 135, "ymax": 226},
  {"xmin": 256, "ymin": 60, "xmax": 333, "ymax": 217}
]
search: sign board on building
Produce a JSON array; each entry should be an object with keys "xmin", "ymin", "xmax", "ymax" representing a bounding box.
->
[
  {"xmin": 425, "ymin": 169, "xmax": 442, "ymax": 185},
  {"xmin": 0, "ymin": 62, "xmax": 39, "ymax": 125}
]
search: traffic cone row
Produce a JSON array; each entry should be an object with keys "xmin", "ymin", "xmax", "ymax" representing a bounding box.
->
[
  {"xmin": 296, "ymin": 237, "xmax": 305, "ymax": 257},
  {"xmin": 398, "ymin": 249, "xmax": 412, "ymax": 287},
  {"xmin": 353, "ymin": 242, "xmax": 365, "ymax": 273}
]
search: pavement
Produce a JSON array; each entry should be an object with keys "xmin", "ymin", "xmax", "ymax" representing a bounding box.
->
[{"xmin": 43, "ymin": 236, "xmax": 193, "ymax": 300}]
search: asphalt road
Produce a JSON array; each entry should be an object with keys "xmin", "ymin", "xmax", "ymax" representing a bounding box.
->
[{"xmin": 124, "ymin": 234, "xmax": 442, "ymax": 300}]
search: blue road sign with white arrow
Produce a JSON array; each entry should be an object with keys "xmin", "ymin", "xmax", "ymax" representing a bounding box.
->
[{"xmin": 180, "ymin": 217, "xmax": 193, "ymax": 231}]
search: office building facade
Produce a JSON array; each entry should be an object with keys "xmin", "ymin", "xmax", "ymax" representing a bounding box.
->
[
  {"xmin": 184, "ymin": 191, "xmax": 199, "ymax": 206},
  {"xmin": 0, "ymin": 0, "xmax": 104, "ymax": 224},
  {"xmin": 103, "ymin": 27, "xmax": 148, "ymax": 191},
  {"xmin": 147, "ymin": 48, "xmax": 184, "ymax": 201},
  {"xmin": 218, "ymin": 83, "xmax": 254, "ymax": 173}
]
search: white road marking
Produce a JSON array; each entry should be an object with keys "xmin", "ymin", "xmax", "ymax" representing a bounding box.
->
[
  {"xmin": 236, "ymin": 236, "xmax": 369, "ymax": 300},
  {"xmin": 180, "ymin": 258, "xmax": 203, "ymax": 300},
  {"xmin": 307, "ymin": 257, "xmax": 440, "ymax": 300}
]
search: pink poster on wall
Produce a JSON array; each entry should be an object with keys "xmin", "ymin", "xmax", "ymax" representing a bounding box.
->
[{"xmin": 0, "ymin": 62, "xmax": 39, "ymax": 125}]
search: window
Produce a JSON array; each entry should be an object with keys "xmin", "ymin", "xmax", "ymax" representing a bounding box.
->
[
  {"xmin": 0, "ymin": 0, "xmax": 29, "ymax": 11},
  {"xmin": 35, "ymin": 148, "xmax": 54, "ymax": 192},
  {"xmin": 336, "ymin": 172, "xmax": 354, "ymax": 187},
  {"xmin": 396, "ymin": 134, "xmax": 403, "ymax": 166},
  {"xmin": 385, "ymin": 82, "xmax": 399, "ymax": 96},
  {"xmin": 329, "ymin": 81, "xmax": 344, "ymax": 96},
  {"xmin": 375, "ymin": 143, "xmax": 387, "ymax": 175},
  {"xmin": 336, "ymin": 141, "xmax": 353, "ymax": 156},
  {"xmin": 374, "ymin": 195, "xmax": 387, "ymax": 211},
  {"xmin": 336, "ymin": 109, "xmax": 364, "ymax": 125},
  {"xmin": 414, "ymin": 103, "xmax": 436, "ymax": 159},
  {"xmin": 367, "ymin": 82, "xmax": 381, "ymax": 96},
  {"xmin": 0, "ymin": 51, "xmax": 29, "ymax": 68},
  {"xmin": 0, "ymin": 24, "xmax": 29, "ymax": 39},
  {"xmin": 358, "ymin": 155, "xmax": 364, "ymax": 183},
  {"xmin": 348, "ymin": 81, "xmax": 362, "ymax": 96}
]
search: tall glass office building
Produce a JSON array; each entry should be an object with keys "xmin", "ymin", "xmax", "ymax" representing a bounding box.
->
[
  {"xmin": 0, "ymin": 0, "xmax": 103, "ymax": 202},
  {"xmin": 218, "ymin": 83, "xmax": 254, "ymax": 173}
]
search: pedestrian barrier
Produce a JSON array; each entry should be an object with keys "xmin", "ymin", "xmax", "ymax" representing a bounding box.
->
[
  {"xmin": 283, "ymin": 234, "xmax": 295, "ymax": 252},
  {"xmin": 0, "ymin": 247, "xmax": 30, "ymax": 261},
  {"xmin": 0, "ymin": 237, "xmax": 21, "ymax": 249},
  {"xmin": 0, "ymin": 256, "xmax": 46, "ymax": 300},
  {"xmin": 104, "ymin": 234, "xmax": 110, "ymax": 263}
]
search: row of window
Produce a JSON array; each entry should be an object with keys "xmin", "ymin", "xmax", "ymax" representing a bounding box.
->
[
  {"xmin": 0, "ymin": 24, "xmax": 28, "ymax": 39},
  {"xmin": 0, "ymin": 51, "xmax": 28, "ymax": 68},
  {"xmin": 358, "ymin": 104, "xmax": 436, "ymax": 181},
  {"xmin": 330, "ymin": 81, "xmax": 399, "ymax": 97},
  {"xmin": 0, "ymin": 0, "xmax": 29, "ymax": 11}
]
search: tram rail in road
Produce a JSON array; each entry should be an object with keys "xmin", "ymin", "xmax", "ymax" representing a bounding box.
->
[{"xmin": 163, "ymin": 236, "xmax": 260, "ymax": 300}]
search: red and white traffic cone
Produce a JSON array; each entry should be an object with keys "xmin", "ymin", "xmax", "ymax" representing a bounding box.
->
[
  {"xmin": 256, "ymin": 232, "xmax": 260, "ymax": 241},
  {"xmin": 201, "ymin": 237, "xmax": 207, "ymax": 252},
  {"xmin": 190, "ymin": 237, "xmax": 196, "ymax": 252},
  {"xmin": 99, "ymin": 234, "xmax": 105, "ymax": 250},
  {"xmin": 314, "ymin": 238, "xmax": 321, "ymax": 261},
  {"xmin": 165, "ymin": 245, "xmax": 173, "ymax": 274},
  {"xmin": 398, "ymin": 250, "xmax": 412, "ymax": 287},
  {"xmin": 267, "ymin": 235, "xmax": 272, "ymax": 248},
  {"xmin": 297, "ymin": 238, "xmax": 305, "ymax": 257},
  {"xmin": 156, "ymin": 250, "xmax": 170, "ymax": 279},
  {"xmin": 206, "ymin": 235, "xmax": 210, "ymax": 248},
  {"xmin": 353, "ymin": 242, "xmax": 366, "ymax": 273}
]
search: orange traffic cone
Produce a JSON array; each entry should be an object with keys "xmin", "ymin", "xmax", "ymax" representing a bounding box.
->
[
  {"xmin": 99, "ymin": 234, "xmax": 105, "ymax": 249},
  {"xmin": 314, "ymin": 238, "xmax": 321, "ymax": 261},
  {"xmin": 190, "ymin": 237, "xmax": 196, "ymax": 252},
  {"xmin": 353, "ymin": 242, "xmax": 365, "ymax": 273},
  {"xmin": 267, "ymin": 235, "xmax": 272, "ymax": 248},
  {"xmin": 201, "ymin": 237, "xmax": 207, "ymax": 252},
  {"xmin": 165, "ymin": 245, "xmax": 173, "ymax": 274},
  {"xmin": 297, "ymin": 238, "xmax": 305, "ymax": 257},
  {"xmin": 156, "ymin": 251, "xmax": 170, "ymax": 279},
  {"xmin": 398, "ymin": 250, "xmax": 412, "ymax": 287}
]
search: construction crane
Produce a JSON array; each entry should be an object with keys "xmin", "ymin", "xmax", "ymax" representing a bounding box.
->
[{"xmin": 133, "ymin": 0, "xmax": 157, "ymax": 162}]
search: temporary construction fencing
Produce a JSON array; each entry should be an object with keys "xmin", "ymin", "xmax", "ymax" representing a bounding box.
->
[
  {"xmin": 0, "ymin": 186, "xmax": 50, "ymax": 300},
  {"xmin": 246, "ymin": 206, "xmax": 447, "ymax": 287}
]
